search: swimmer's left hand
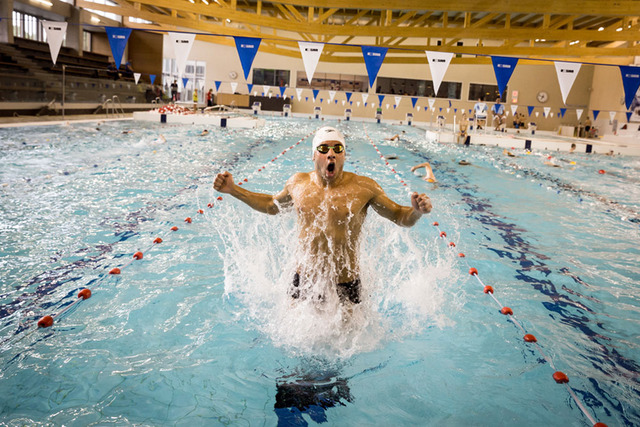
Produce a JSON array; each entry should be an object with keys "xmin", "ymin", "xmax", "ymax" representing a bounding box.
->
[{"xmin": 411, "ymin": 192, "xmax": 432, "ymax": 214}]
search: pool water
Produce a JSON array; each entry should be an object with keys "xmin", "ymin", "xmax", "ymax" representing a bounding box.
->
[{"xmin": 0, "ymin": 118, "xmax": 638, "ymax": 426}]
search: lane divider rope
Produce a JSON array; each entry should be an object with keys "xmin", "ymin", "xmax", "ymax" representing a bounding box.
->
[
  {"xmin": 3, "ymin": 128, "xmax": 316, "ymax": 349},
  {"xmin": 361, "ymin": 123, "xmax": 607, "ymax": 427}
]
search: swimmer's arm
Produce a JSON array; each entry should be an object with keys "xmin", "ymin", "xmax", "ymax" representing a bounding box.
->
[
  {"xmin": 213, "ymin": 171, "xmax": 291, "ymax": 215},
  {"xmin": 411, "ymin": 162, "xmax": 430, "ymax": 172},
  {"xmin": 366, "ymin": 178, "xmax": 430, "ymax": 226}
]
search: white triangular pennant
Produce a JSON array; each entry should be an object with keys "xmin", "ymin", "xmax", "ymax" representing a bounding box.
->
[
  {"xmin": 263, "ymin": 85, "xmax": 270, "ymax": 94},
  {"xmin": 576, "ymin": 108, "xmax": 584, "ymax": 119},
  {"xmin": 609, "ymin": 111, "xmax": 616, "ymax": 121},
  {"xmin": 447, "ymin": 108, "xmax": 450, "ymax": 113},
  {"xmin": 296, "ymin": 88, "xmax": 303, "ymax": 101},
  {"xmin": 169, "ymin": 32, "xmax": 196, "ymax": 78},
  {"xmin": 425, "ymin": 51, "xmax": 454, "ymax": 94},
  {"xmin": 362, "ymin": 93, "xmax": 369, "ymax": 104},
  {"xmin": 42, "ymin": 21, "xmax": 67, "ymax": 65},
  {"xmin": 133, "ymin": 73, "xmax": 141, "ymax": 84},
  {"xmin": 554, "ymin": 61, "xmax": 582, "ymax": 104},
  {"xmin": 536, "ymin": 112, "xmax": 540, "ymax": 117},
  {"xmin": 230, "ymin": 82, "xmax": 238, "ymax": 93},
  {"xmin": 342, "ymin": 100, "xmax": 346, "ymax": 106},
  {"xmin": 543, "ymin": 107, "xmax": 551, "ymax": 117},
  {"xmin": 385, "ymin": 104, "xmax": 390, "ymax": 109},
  {"xmin": 298, "ymin": 41, "xmax": 324, "ymax": 84},
  {"xmin": 428, "ymin": 98, "xmax": 436, "ymax": 109},
  {"xmin": 511, "ymin": 105, "xmax": 518, "ymax": 115},
  {"xmin": 356, "ymin": 101, "xmax": 361, "ymax": 107},
  {"xmin": 329, "ymin": 90, "xmax": 336, "ymax": 102},
  {"xmin": 394, "ymin": 96, "xmax": 402, "ymax": 106},
  {"xmin": 550, "ymin": 112, "xmax": 554, "ymax": 118}
]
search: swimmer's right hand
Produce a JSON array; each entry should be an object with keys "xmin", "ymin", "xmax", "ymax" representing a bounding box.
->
[{"xmin": 213, "ymin": 171, "xmax": 235, "ymax": 193}]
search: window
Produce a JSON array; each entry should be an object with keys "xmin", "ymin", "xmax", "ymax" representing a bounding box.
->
[
  {"xmin": 253, "ymin": 68, "xmax": 290, "ymax": 86},
  {"xmin": 162, "ymin": 58, "xmax": 206, "ymax": 101},
  {"xmin": 468, "ymin": 83, "xmax": 507, "ymax": 102},
  {"xmin": 376, "ymin": 76, "xmax": 462, "ymax": 99},
  {"xmin": 295, "ymin": 71, "xmax": 368, "ymax": 92},
  {"xmin": 83, "ymin": 31, "xmax": 92, "ymax": 52},
  {"xmin": 13, "ymin": 11, "xmax": 46, "ymax": 42}
]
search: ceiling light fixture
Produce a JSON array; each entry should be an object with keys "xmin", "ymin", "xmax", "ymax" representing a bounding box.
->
[
  {"xmin": 598, "ymin": 27, "xmax": 604, "ymax": 31},
  {"xmin": 202, "ymin": 0, "xmax": 209, "ymax": 4}
]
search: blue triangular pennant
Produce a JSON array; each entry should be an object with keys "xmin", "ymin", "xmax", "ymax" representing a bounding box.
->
[
  {"xmin": 439, "ymin": 107, "xmax": 442, "ymax": 112},
  {"xmin": 105, "ymin": 27, "xmax": 132, "ymax": 69},
  {"xmin": 454, "ymin": 108, "xmax": 457, "ymax": 113},
  {"xmin": 448, "ymin": 100, "xmax": 452, "ymax": 108},
  {"xmin": 305, "ymin": 97, "xmax": 308, "ymax": 102},
  {"xmin": 149, "ymin": 74, "xmax": 156, "ymax": 85},
  {"xmin": 279, "ymin": 86, "xmax": 286, "ymax": 97},
  {"xmin": 527, "ymin": 106, "xmax": 534, "ymax": 116},
  {"xmin": 627, "ymin": 112, "xmax": 633, "ymax": 122},
  {"xmin": 361, "ymin": 45, "xmax": 388, "ymax": 88},
  {"xmin": 560, "ymin": 108, "xmax": 566, "ymax": 117},
  {"xmin": 234, "ymin": 36, "xmax": 262, "ymax": 80},
  {"xmin": 411, "ymin": 97, "xmax": 418, "ymax": 108},
  {"xmin": 182, "ymin": 77, "xmax": 189, "ymax": 88},
  {"xmin": 345, "ymin": 92, "xmax": 353, "ymax": 102},
  {"xmin": 215, "ymin": 81, "xmax": 221, "ymax": 91},
  {"xmin": 378, "ymin": 94, "xmax": 385, "ymax": 105},
  {"xmin": 312, "ymin": 89, "xmax": 319, "ymax": 100},
  {"xmin": 491, "ymin": 56, "xmax": 519, "ymax": 96},
  {"xmin": 593, "ymin": 110, "xmax": 600, "ymax": 120},
  {"xmin": 320, "ymin": 98, "xmax": 323, "ymax": 103},
  {"xmin": 247, "ymin": 84, "xmax": 253, "ymax": 93},
  {"xmin": 619, "ymin": 66, "xmax": 640, "ymax": 110}
]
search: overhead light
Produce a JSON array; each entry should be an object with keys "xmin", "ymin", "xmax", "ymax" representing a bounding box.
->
[
  {"xmin": 598, "ymin": 27, "xmax": 604, "ymax": 31},
  {"xmin": 616, "ymin": 27, "xmax": 623, "ymax": 31},
  {"xmin": 226, "ymin": 18, "xmax": 231, "ymax": 23},
  {"xmin": 202, "ymin": 0, "xmax": 209, "ymax": 4},
  {"xmin": 36, "ymin": 0, "xmax": 53, "ymax": 6},
  {"xmin": 188, "ymin": 0, "xmax": 194, "ymax": 3}
]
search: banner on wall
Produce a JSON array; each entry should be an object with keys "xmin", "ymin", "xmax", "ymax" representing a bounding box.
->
[
  {"xmin": 543, "ymin": 107, "xmax": 551, "ymax": 118},
  {"xmin": 593, "ymin": 110, "xmax": 600, "ymax": 120},
  {"xmin": 247, "ymin": 84, "xmax": 253, "ymax": 94},
  {"xmin": 609, "ymin": 111, "xmax": 617, "ymax": 121},
  {"xmin": 182, "ymin": 77, "xmax": 189, "ymax": 89},
  {"xmin": 511, "ymin": 105, "xmax": 518, "ymax": 115},
  {"xmin": 312, "ymin": 89, "xmax": 319, "ymax": 100},
  {"xmin": 42, "ymin": 21, "xmax": 67, "ymax": 65},
  {"xmin": 168, "ymin": 32, "xmax": 196, "ymax": 78},
  {"xmin": 280, "ymin": 86, "xmax": 286, "ymax": 97},
  {"xmin": 527, "ymin": 106, "xmax": 534, "ymax": 116},
  {"xmin": 230, "ymin": 82, "xmax": 238, "ymax": 93},
  {"xmin": 345, "ymin": 92, "xmax": 353, "ymax": 102},
  {"xmin": 150, "ymin": 74, "xmax": 156, "ymax": 84},
  {"xmin": 554, "ymin": 61, "xmax": 582, "ymax": 104},
  {"xmin": 298, "ymin": 41, "xmax": 324, "ymax": 84},
  {"xmin": 427, "ymin": 98, "xmax": 436, "ymax": 110},
  {"xmin": 361, "ymin": 46, "xmax": 388, "ymax": 88},
  {"xmin": 329, "ymin": 90, "xmax": 336, "ymax": 102},
  {"xmin": 296, "ymin": 88, "xmax": 303, "ymax": 101},
  {"xmin": 576, "ymin": 108, "xmax": 583, "ymax": 119},
  {"xmin": 133, "ymin": 73, "xmax": 141, "ymax": 84},
  {"xmin": 362, "ymin": 93, "xmax": 369, "ymax": 104},
  {"xmin": 425, "ymin": 51, "xmax": 454, "ymax": 95},
  {"xmin": 215, "ymin": 81, "xmax": 221, "ymax": 91},
  {"xmin": 234, "ymin": 36, "xmax": 262, "ymax": 80},
  {"xmin": 378, "ymin": 95, "xmax": 385, "ymax": 105},
  {"xmin": 105, "ymin": 27, "xmax": 132, "ymax": 69},
  {"xmin": 394, "ymin": 96, "xmax": 402, "ymax": 106},
  {"xmin": 560, "ymin": 108, "xmax": 566, "ymax": 118},
  {"xmin": 491, "ymin": 56, "xmax": 519, "ymax": 96},
  {"xmin": 411, "ymin": 97, "xmax": 418, "ymax": 108}
]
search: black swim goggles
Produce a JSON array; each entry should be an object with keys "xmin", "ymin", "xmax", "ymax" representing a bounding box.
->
[{"xmin": 316, "ymin": 144, "xmax": 345, "ymax": 154}]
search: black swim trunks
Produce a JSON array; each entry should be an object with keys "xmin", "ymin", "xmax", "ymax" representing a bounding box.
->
[{"xmin": 291, "ymin": 273, "xmax": 361, "ymax": 304}]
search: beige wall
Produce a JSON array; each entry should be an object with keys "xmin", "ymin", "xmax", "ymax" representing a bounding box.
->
[{"xmin": 169, "ymin": 39, "xmax": 630, "ymax": 131}]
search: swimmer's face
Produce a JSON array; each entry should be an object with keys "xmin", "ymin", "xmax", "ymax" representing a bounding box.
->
[{"xmin": 313, "ymin": 140, "xmax": 345, "ymax": 183}]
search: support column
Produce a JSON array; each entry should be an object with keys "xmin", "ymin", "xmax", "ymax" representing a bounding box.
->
[
  {"xmin": 67, "ymin": 6, "xmax": 83, "ymax": 56},
  {"xmin": 0, "ymin": 0, "xmax": 14, "ymax": 44}
]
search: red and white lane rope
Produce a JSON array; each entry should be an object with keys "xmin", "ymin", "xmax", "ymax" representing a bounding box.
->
[
  {"xmin": 361, "ymin": 123, "xmax": 607, "ymax": 427},
  {"xmin": 20, "ymin": 129, "xmax": 315, "ymax": 336}
]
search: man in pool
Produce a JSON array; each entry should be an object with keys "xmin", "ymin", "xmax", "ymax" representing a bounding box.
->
[{"xmin": 213, "ymin": 126, "xmax": 432, "ymax": 305}]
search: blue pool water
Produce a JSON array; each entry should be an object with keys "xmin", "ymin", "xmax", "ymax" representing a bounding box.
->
[{"xmin": 0, "ymin": 118, "xmax": 638, "ymax": 425}]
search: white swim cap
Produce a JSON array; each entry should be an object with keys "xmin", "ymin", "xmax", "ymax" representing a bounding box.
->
[{"xmin": 312, "ymin": 127, "xmax": 345, "ymax": 157}]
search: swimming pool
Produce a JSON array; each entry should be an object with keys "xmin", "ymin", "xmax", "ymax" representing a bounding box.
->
[{"xmin": 0, "ymin": 118, "xmax": 638, "ymax": 425}]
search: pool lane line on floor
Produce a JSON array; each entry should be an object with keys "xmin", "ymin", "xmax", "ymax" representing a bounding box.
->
[
  {"xmin": 0, "ymin": 126, "xmax": 318, "ymax": 353},
  {"xmin": 361, "ymin": 123, "xmax": 607, "ymax": 427}
]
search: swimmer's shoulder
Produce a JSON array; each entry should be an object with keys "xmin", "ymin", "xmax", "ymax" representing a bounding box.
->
[
  {"xmin": 351, "ymin": 173, "xmax": 384, "ymax": 194},
  {"xmin": 287, "ymin": 171, "xmax": 312, "ymax": 186}
]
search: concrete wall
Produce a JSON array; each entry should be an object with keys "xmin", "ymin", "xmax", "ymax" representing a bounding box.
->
[{"xmin": 167, "ymin": 39, "xmax": 629, "ymax": 132}]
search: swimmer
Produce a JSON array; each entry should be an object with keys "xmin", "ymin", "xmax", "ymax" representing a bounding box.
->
[
  {"xmin": 543, "ymin": 156, "xmax": 561, "ymax": 167},
  {"xmin": 384, "ymin": 154, "xmax": 398, "ymax": 160},
  {"xmin": 214, "ymin": 126, "xmax": 432, "ymax": 305},
  {"xmin": 200, "ymin": 129, "xmax": 209, "ymax": 136},
  {"xmin": 153, "ymin": 134, "xmax": 166, "ymax": 144},
  {"xmin": 411, "ymin": 162, "xmax": 437, "ymax": 183},
  {"xmin": 569, "ymin": 143, "xmax": 576, "ymax": 153},
  {"xmin": 458, "ymin": 160, "xmax": 471, "ymax": 165},
  {"xmin": 122, "ymin": 130, "xmax": 133, "ymax": 134},
  {"xmin": 503, "ymin": 149, "xmax": 516, "ymax": 157},
  {"xmin": 385, "ymin": 130, "xmax": 406, "ymax": 142}
]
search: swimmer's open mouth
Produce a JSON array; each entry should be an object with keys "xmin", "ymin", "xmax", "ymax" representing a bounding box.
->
[{"xmin": 327, "ymin": 163, "xmax": 335, "ymax": 172}]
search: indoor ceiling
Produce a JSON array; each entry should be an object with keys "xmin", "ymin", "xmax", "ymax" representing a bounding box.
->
[{"xmin": 77, "ymin": 0, "xmax": 640, "ymax": 65}]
